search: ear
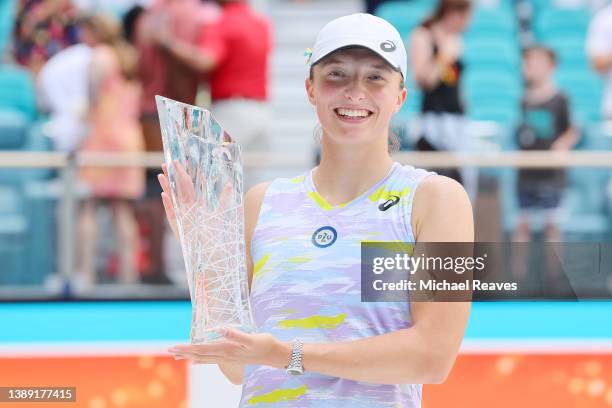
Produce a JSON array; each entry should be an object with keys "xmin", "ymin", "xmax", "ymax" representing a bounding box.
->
[
  {"xmin": 305, "ymin": 77, "xmax": 316, "ymax": 106},
  {"xmin": 393, "ymin": 86, "xmax": 408, "ymax": 113}
]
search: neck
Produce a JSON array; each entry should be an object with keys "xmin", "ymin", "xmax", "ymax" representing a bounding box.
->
[
  {"xmin": 526, "ymin": 79, "xmax": 556, "ymax": 103},
  {"xmin": 313, "ymin": 133, "xmax": 394, "ymax": 206}
]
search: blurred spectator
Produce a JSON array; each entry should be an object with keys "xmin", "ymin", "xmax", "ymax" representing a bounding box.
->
[
  {"xmin": 76, "ymin": 13, "xmax": 145, "ymax": 290},
  {"xmin": 37, "ymin": 43, "xmax": 92, "ymax": 152},
  {"xmin": 13, "ymin": 0, "xmax": 80, "ymax": 75},
  {"xmin": 552, "ymin": 0, "xmax": 607, "ymax": 12},
  {"xmin": 364, "ymin": 0, "xmax": 388, "ymax": 14},
  {"xmin": 133, "ymin": 0, "xmax": 219, "ymax": 284},
  {"xmin": 587, "ymin": 2, "xmax": 612, "ymax": 120},
  {"xmin": 153, "ymin": 0, "xmax": 273, "ymax": 157},
  {"xmin": 513, "ymin": 46, "xmax": 579, "ymax": 246},
  {"xmin": 122, "ymin": 5, "xmax": 145, "ymax": 44},
  {"xmin": 409, "ymin": 0, "xmax": 472, "ymax": 185}
]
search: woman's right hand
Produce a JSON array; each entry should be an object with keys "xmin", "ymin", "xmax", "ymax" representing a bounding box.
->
[{"xmin": 158, "ymin": 161, "xmax": 196, "ymax": 242}]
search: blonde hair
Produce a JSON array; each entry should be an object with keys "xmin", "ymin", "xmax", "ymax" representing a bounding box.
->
[{"xmin": 81, "ymin": 13, "xmax": 139, "ymax": 81}]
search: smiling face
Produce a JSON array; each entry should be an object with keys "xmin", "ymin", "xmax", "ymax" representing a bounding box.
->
[{"xmin": 305, "ymin": 47, "xmax": 407, "ymax": 149}]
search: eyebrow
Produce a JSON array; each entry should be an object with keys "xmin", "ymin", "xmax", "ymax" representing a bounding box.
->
[{"xmin": 319, "ymin": 59, "xmax": 394, "ymax": 73}]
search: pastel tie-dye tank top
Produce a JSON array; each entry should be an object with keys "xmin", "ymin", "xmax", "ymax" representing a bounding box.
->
[{"xmin": 239, "ymin": 162, "xmax": 437, "ymax": 408}]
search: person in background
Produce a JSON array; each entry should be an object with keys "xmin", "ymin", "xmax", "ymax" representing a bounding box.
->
[
  {"xmin": 409, "ymin": 0, "xmax": 472, "ymax": 185},
  {"xmin": 13, "ymin": 0, "xmax": 80, "ymax": 75},
  {"xmin": 587, "ymin": 1, "xmax": 612, "ymax": 121},
  {"xmin": 37, "ymin": 41, "xmax": 92, "ymax": 153},
  {"xmin": 131, "ymin": 0, "xmax": 219, "ymax": 284},
  {"xmin": 76, "ymin": 13, "xmax": 145, "ymax": 290},
  {"xmin": 512, "ymin": 46, "xmax": 579, "ymax": 282},
  {"xmin": 153, "ymin": 0, "xmax": 273, "ymax": 187}
]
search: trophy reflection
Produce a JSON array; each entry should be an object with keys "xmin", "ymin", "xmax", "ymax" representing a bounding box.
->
[{"xmin": 155, "ymin": 95, "xmax": 256, "ymax": 343}]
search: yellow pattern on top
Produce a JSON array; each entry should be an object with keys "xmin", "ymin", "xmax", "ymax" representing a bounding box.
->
[
  {"xmin": 247, "ymin": 385, "xmax": 308, "ymax": 405},
  {"xmin": 368, "ymin": 186, "xmax": 411, "ymax": 202},
  {"xmin": 253, "ymin": 254, "xmax": 271, "ymax": 278},
  {"xmin": 277, "ymin": 313, "xmax": 347, "ymax": 329}
]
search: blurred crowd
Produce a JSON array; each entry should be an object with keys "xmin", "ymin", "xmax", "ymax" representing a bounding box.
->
[{"xmin": 3, "ymin": 0, "xmax": 272, "ymax": 290}]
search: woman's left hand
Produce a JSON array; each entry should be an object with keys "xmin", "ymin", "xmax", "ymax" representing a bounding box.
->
[{"xmin": 168, "ymin": 328, "xmax": 290, "ymax": 368}]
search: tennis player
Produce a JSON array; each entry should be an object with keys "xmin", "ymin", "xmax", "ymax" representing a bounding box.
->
[{"xmin": 160, "ymin": 13, "xmax": 473, "ymax": 407}]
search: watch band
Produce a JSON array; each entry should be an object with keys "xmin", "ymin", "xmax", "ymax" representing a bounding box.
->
[{"xmin": 285, "ymin": 339, "xmax": 304, "ymax": 375}]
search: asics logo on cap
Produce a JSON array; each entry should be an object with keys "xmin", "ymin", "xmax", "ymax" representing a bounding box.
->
[{"xmin": 380, "ymin": 40, "xmax": 396, "ymax": 52}]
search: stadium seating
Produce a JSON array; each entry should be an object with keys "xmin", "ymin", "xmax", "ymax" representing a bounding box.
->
[
  {"xmin": 0, "ymin": 0, "xmax": 16, "ymax": 58},
  {"xmin": 375, "ymin": 1, "xmax": 434, "ymax": 39},
  {"xmin": 0, "ymin": 65, "xmax": 37, "ymax": 121},
  {"xmin": 0, "ymin": 64, "xmax": 56, "ymax": 285}
]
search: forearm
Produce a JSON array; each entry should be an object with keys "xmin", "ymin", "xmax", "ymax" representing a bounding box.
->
[
  {"xmin": 415, "ymin": 61, "xmax": 444, "ymax": 90},
  {"xmin": 161, "ymin": 39, "xmax": 215, "ymax": 73},
  {"xmin": 297, "ymin": 327, "xmax": 454, "ymax": 385},
  {"xmin": 553, "ymin": 128, "xmax": 579, "ymax": 150},
  {"xmin": 591, "ymin": 54, "xmax": 612, "ymax": 74}
]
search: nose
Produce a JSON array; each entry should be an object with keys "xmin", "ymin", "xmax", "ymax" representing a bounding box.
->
[{"xmin": 343, "ymin": 78, "xmax": 366, "ymax": 102}]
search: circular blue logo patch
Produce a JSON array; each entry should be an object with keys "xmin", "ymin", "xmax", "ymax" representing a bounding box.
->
[{"xmin": 312, "ymin": 226, "xmax": 337, "ymax": 248}]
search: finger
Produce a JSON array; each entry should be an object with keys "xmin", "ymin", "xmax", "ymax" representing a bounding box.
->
[
  {"xmin": 170, "ymin": 341, "xmax": 240, "ymax": 357},
  {"xmin": 221, "ymin": 327, "xmax": 254, "ymax": 347},
  {"xmin": 218, "ymin": 182, "xmax": 234, "ymax": 210},
  {"xmin": 161, "ymin": 192, "xmax": 176, "ymax": 220},
  {"xmin": 158, "ymin": 173, "xmax": 171, "ymax": 194},
  {"xmin": 172, "ymin": 352, "xmax": 228, "ymax": 364},
  {"xmin": 162, "ymin": 163, "xmax": 168, "ymax": 178},
  {"xmin": 173, "ymin": 161, "xmax": 196, "ymax": 204}
]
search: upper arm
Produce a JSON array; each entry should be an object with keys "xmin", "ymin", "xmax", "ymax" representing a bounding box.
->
[
  {"xmin": 244, "ymin": 182, "xmax": 272, "ymax": 292},
  {"xmin": 197, "ymin": 21, "xmax": 227, "ymax": 70},
  {"xmin": 411, "ymin": 175, "xmax": 474, "ymax": 242},
  {"xmin": 409, "ymin": 175, "xmax": 473, "ymax": 380},
  {"xmin": 88, "ymin": 47, "xmax": 115, "ymax": 102},
  {"xmin": 409, "ymin": 28, "xmax": 434, "ymax": 88},
  {"xmin": 586, "ymin": 13, "xmax": 612, "ymax": 73}
]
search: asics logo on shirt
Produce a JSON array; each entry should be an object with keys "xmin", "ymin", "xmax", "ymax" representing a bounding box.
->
[{"xmin": 378, "ymin": 195, "xmax": 400, "ymax": 211}]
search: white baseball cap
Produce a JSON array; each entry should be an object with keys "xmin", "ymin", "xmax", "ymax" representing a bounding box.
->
[{"xmin": 307, "ymin": 13, "xmax": 408, "ymax": 81}]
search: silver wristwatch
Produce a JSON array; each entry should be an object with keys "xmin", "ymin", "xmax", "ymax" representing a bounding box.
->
[{"xmin": 285, "ymin": 339, "xmax": 304, "ymax": 375}]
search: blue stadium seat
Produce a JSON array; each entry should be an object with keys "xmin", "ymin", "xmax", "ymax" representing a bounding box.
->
[
  {"xmin": 375, "ymin": 1, "xmax": 434, "ymax": 39},
  {"xmin": 464, "ymin": 37, "xmax": 521, "ymax": 71},
  {"xmin": 465, "ymin": 6, "xmax": 517, "ymax": 36},
  {"xmin": 533, "ymin": 7, "xmax": 591, "ymax": 39},
  {"xmin": 538, "ymin": 35, "xmax": 589, "ymax": 68},
  {"xmin": 464, "ymin": 69, "xmax": 522, "ymax": 126},
  {"xmin": 0, "ymin": 0, "xmax": 17, "ymax": 57},
  {"xmin": 0, "ymin": 65, "xmax": 37, "ymax": 121},
  {"xmin": 555, "ymin": 69, "xmax": 603, "ymax": 124},
  {"xmin": 0, "ymin": 109, "xmax": 56, "ymax": 285}
]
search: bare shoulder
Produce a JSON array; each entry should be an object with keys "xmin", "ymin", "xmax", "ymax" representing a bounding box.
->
[
  {"xmin": 410, "ymin": 26, "xmax": 430, "ymax": 45},
  {"xmin": 415, "ymin": 174, "xmax": 468, "ymax": 201},
  {"xmin": 412, "ymin": 175, "xmax": 473, "ymax": 241},
  {"xmin": 244, "ymin": 182, "xmax": 272, "ymax": 232},
  {"xmin": 245, "ymin": 182, "xmax": 272, "ymax": 209}
]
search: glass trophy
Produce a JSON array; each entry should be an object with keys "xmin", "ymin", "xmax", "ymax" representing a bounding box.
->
[{"xmin": 155, "ymin": 95, "xmax": 256, "ymax": 343}]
